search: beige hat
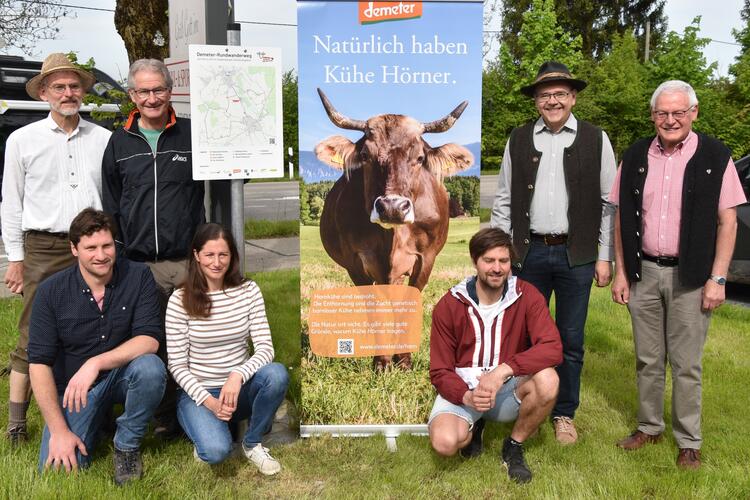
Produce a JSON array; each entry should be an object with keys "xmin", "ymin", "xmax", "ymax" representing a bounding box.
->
[{"xmin": 25, "ymin": 53, "xmax": 96, "ymax": 101}]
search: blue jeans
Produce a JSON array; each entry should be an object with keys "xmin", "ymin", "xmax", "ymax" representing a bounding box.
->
[
  {"xmin": 519, "ymin": 240, "xmax": 594, "ymax": 419},
  {"xmin": 38, "ymin": 354, "xmax": 166, "ymax": 471},
  {"xmin": 428, "ymin": 376, "xmax": 521, "ymax": 427},
  {"xmin": 177, "ymin": 362, "xmax": 289, "ymax": 465}
]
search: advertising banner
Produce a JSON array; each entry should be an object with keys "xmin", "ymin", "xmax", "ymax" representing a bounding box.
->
[{"xmin": 299, "ymin": 0, "xmax": 482, "ymax": 426}]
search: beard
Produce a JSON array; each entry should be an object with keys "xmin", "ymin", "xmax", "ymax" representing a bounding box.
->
[
  {"xmin": 478, "ymin": 272, "xmax": 506, "ymax": 291},
  {"xmin": 49, "ymin": 98, "xmax": 82, "ymax": 116}
]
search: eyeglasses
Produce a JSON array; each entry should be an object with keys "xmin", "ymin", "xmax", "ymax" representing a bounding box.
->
[
  {"xmin": 534, "ymin": 91, "xmax": 571, "ymax": 102},
  {"xmin": 652, "ymin": 106, "xmax": 695, "ymax": 121},
  {"xmin": 46, "ymin": 83, "xmax": 83, "ymax": 95},
  {"xmin": 131, "ymin": 87, "xmax": 170, "ymax": 99}
]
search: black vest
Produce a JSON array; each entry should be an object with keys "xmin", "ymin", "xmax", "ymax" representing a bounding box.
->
[
  {"xmin": 509, "ymin": 120, "xmax": 603, "ymax": 269},
  {"xmin": 619, "ymin": 133, "xmax": 730, "ymax": 287}
]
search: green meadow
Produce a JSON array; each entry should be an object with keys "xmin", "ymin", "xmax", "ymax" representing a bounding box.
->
[{"xmin": 0, "ymin": 255, "xmax": 749, "ymax": 497}]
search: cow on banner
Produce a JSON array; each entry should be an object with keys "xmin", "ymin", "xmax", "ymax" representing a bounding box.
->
[{"xmin": 314, "ymin": 88, "xmax": 474, "ymax": 370}]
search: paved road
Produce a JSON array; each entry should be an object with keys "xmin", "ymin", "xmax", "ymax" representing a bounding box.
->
[
  {"xmin": 244, "ymin": 237, "xmax": 299, "ymax": 274},
  {"xmin": 480, "ymin": 174, "xmax": 498, "ymax": 209},
  {"xmin": 244, "ymin": 181, "xmax": 299, "ymax": 221}
]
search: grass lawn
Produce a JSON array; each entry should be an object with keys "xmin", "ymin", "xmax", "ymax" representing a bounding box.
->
[
  {"xmin": 249, "ymin": 268, "xmax": 301, "ymax": 406},
  {"xmin": 244, "ymin": 219, "xmax": 300, "ymax": 240},
  {"xmin": 1, "ymin": 267, "xmax": 750, "ymax": 496},
  {"xmin": 479, "ymin": 207, "xmax": 491, "ymax": 223}
]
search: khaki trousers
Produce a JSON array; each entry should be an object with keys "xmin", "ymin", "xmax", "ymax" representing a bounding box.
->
[
  {"xmin": 145, "ymin": 258, "xmax": 189, "ymax": 315},
  {"xmin": 10, "ymin": 232, "xmax": 76, "ymax": 374},
  {"xmin": 145, "ymin": 258, "xmax": 188, "ymax": 423},
  {"xmin": 627, "ymin": 260, "xmax": 711, "ymax": 449}
]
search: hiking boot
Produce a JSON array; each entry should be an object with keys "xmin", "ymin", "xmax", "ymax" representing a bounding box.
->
[
  {"xmin": 552, "ymin": 416, "xmax": 578, "ymax": 445},
  {"xmin": 242, "ymin": 443, "xmax": 281, "ymax": 475},
  {"xmin": 460, "ymin": 418, "xmax": 485, "ymax": 458},
  {"xmin": 676, "ymin": 448, "xmax": 701, "ymax": 470},
  {"xmin": 501, "ymin": 437, "xmax": 532, "ymax": 484},
  {"xmin": 6, "ymin": 425, "xmax": 27, "ymax": 447},
  {"xmin": 113, "ymin": 448, "xmax": 143, "ymax": 486}
]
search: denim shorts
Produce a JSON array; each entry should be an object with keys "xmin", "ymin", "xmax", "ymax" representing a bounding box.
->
[{"xmin": 428, "ymin": 376, "xmax": 521, "ymax": 429}]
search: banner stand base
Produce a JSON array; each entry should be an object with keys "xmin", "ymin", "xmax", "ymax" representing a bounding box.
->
[{"xmin": 300, "ymin": 424, "xmax": 428, "ymax": 452}]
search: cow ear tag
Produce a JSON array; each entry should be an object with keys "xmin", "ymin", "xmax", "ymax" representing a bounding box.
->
[{"xmin": 332, "ymin": 153, "xmax": 344, "ymax": 165}]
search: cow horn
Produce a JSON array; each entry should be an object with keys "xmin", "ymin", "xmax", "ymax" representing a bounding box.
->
[
  {"xmin": 317, "ymin": 88, "xmax": 367, "ymax": 131},
  {"xmin": 422, "ymin": 101, "xmax": 469, "ymax": 133}
]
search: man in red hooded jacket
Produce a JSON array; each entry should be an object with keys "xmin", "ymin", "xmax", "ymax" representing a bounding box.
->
[{"xmin": 428, "ymin": 228, "xmax": 562, "ymax": 484}]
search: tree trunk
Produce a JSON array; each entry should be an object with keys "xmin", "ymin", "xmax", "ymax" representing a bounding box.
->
[{"xmin": 114, "ymin": 0, "xmax": 169, "ymax": 63}]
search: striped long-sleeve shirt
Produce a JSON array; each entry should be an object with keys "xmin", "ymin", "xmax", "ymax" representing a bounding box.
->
[{"xmin": 165, "ymin": 280, "xmax": 274, "ymax": 406}]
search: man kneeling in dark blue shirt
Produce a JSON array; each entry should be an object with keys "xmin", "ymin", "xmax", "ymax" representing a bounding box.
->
[{"xmin": 28, "ymin": 208, "xmax": 166, "ymax": 486}]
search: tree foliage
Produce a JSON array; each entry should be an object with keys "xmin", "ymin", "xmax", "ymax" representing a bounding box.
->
[
  {"xmin": 730, "ymin": 1, "xmax": 750, "ymax": 100},
  {"xmin": 725, "ymin": 0, "xmax": 750, "ymax": 158},
  {"xmin": 300, "ymin": 181, "xmax": 334, "ymax": 225},
  {"xmin": 444, "ymin": 176, "xmax": 480, "ymax": 216},
  {"xmin": 733, "ymin": 0, "xmax": 750, "ymax": 53},
  {"xmin": 648, "ymin": 17, "xmax": 716, "ymax": 88},
  {"xmin": 482, "ymin": 0, "xmax": 581, "ymax": 168},
  {"xmin": 482, "ymin": 0, "xmax": 501, "ymax": 57},
  {"xmin": 499, "ymin": 0, "xmax": 666, "ymax": 61},
  {"xmin": 282, "ymin": 70, "xmax": 299, "ymax": 177},
  {"xmin": 0, "ymin": 0, "xmax": 70, "ymax": 55},
  {"xmin": 300, "ymin": 177, "xmax": 479, "ymax": 225},
  {"xmin": 484, "ymin": 4, "xmax": 750, "ymax": 163},
  {"xmin": 67, "ymin": 53, "xmax": 133, "ymax": 126},
  {"xmin": 575, "ymin": 32, "xmax": 652, "ymax": 156},
  {"xmin": 114, "ymin": 0, "xmax": 169, "ymax": 62}
]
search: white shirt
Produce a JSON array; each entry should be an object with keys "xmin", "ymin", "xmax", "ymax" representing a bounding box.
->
[
  {"xmin": 165, "ymin": 281, "xmax": 275, "ymax": 406},
  {"xmin": 477, "ymin": 297, "xmax": 503, "ymax": 332},
  {"xmin": 490, "ymin": 114, "xmax": 617, "ymax": 261},
  {"xmin": 1, "ymin": 114, "xmax": 111, "ymax": 261}
]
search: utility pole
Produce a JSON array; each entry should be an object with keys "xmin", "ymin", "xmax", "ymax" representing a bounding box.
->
[{"xmin": 227, "ymin": 14, "xmax": 245, "ymax": 274}]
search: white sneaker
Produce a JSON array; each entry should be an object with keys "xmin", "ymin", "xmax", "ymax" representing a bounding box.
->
[
  {"xmin": 193, "ymin": 446, "xmax": 206, "ymax": 464},
  {"xmin": 242, "ymin": 443, "xmax": 281, "ymax": 475}
]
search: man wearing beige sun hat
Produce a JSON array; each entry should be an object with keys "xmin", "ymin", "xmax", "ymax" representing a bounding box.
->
[{"xmin": 1, "ymin": 52, "xmax": 111, "ymax": 445}]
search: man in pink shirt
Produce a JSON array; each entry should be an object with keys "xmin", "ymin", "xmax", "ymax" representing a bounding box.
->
[{"xmin": 609, "ymin": 80, "xmax": 746, "ymax": 470}]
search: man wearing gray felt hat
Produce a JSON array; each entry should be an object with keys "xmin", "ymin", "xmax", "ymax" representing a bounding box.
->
[{"xmin": 490, "ymin": 60, "xmax": 617, "ymax": 445}]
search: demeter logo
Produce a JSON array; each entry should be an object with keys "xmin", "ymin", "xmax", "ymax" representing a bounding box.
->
[{"xmin": 359, "ymin": 2, "xmax": 422, "ymax": 25}]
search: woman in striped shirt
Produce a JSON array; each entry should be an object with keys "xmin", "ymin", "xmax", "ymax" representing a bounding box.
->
[{"xmin": 166, "ymin": 223, "xmax": 288, "ymax": 475}]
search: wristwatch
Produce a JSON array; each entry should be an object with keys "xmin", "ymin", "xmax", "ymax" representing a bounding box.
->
[{"xmin": 709, "ymin": 275, "xmax": 727, "ymax": 285}]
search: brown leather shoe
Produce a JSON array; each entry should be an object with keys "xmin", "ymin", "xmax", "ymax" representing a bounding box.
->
[
  {"xmin": 616, "ymin": 430, "xmax": 662, "ymax": 450},
  {"xmin": 553, "ymin": 417, "xmax": 578, "ymax": 445},
  {"xmin": 677, "ymin": 448, "xmax": 701, "ymax": 469}
]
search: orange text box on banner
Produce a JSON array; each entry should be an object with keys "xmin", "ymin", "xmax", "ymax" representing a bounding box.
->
[
  {"xmin": 308, "ymin": 285, "xmax": 422, "ymax": 357},
  {"xmin": 358, "ymin": 2, "xmax": 423, "ymax": 24}
]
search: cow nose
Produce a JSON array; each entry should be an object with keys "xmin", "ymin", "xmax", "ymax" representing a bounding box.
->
[{"xmin": 373, "ymin": 195, "xmax": 414, "ymax": 224}]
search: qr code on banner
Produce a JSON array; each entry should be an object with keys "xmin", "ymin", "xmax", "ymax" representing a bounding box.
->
[{"xmin": 337, "ymin": 339, "xmax": 354, "ymax": 355}]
